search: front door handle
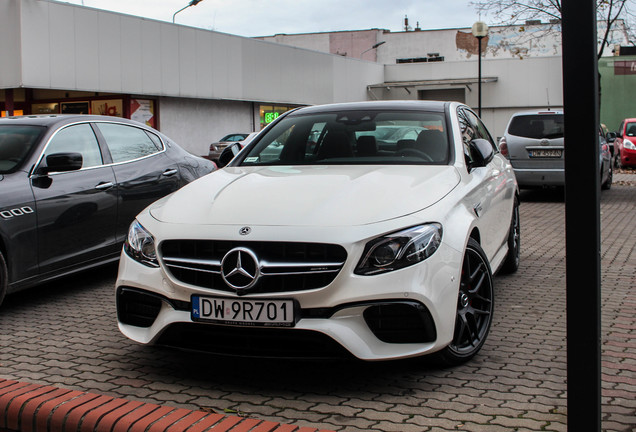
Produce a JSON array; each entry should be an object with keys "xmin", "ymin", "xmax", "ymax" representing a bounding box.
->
[
  {"xmin": 95, "ymin": 182, "xmax": 114, "ymax": 190},
  {"xmin": 162, "ymin": 169, "xmax": 178, "ymax": 177}
]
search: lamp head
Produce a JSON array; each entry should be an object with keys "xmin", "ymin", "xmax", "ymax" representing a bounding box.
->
[{"xmin": 472, "ymin": 21, "xmax": 489, "ymax": 38}]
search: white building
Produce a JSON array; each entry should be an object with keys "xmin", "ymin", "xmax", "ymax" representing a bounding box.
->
[
  {"xmin": 0, "ymin": 0, "xmax": 382, "ymax": 156},
  {"xmin": 3, "ymin": 1, "xmax": 626, "ymax": 153}
]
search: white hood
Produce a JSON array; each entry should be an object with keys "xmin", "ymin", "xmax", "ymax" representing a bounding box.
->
[{"xmin": 150, "ymin": 165, "xmax": 460, "ymax": 227}]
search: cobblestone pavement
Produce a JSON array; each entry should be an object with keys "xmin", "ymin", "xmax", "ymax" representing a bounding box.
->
[{"xmin": 1, "ymin": 175, "xmax": 634, "ymax": 432}]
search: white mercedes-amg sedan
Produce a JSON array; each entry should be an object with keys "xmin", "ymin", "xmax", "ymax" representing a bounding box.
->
[{"xmin": 116, "ymin": 101, "xmax": 519, "ymax": 366}]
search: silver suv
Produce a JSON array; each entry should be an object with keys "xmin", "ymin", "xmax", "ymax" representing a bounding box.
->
[{"xmin": 499, "ymin": 110, "xmax": 564, "ymax": 188}]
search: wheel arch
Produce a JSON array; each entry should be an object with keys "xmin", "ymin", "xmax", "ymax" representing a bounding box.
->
[{"xmin": 469, "ymin": 227, "xmax": 481, "ymax": 245}]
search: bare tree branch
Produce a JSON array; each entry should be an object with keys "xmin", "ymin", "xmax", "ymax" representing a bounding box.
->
[{"xmin": 471, "ymin": 0, "xmax": 634, "ymax": 57}]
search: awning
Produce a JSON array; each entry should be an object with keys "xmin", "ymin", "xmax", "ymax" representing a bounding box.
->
[
  {"xmin": 366, "ymin": 77, "xmax": 498, "ymax": 99},
  {"xmin": 367, "ymin": 77, "xmax": 498, "ymax": 89}
]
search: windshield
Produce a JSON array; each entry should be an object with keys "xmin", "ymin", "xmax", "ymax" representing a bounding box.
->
[
  {"xmin": 0, "ymin": 125, "xmax": 45, "ymax": 173},
  {"xmin": 625, "ymin": 122, "xmax": 636, "ymax": 137},
  {"xmin": 508, "ymin": 114, "xmax": 564, "ymax": 139},
  {"xmin": 239, "ymin": 110, "xmax": 449, "ymax": 166}
]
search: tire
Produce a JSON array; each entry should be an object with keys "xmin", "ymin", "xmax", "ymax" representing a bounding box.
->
[
  {"xmin": 602, "ymin": 165, "xmax": 612, "ymax": 190},
  {"xmin": 0, "ymin": 251, "xmax": 7, "ymax": 308},
  {"xmin": 434, "ymin": 238, "xmax": 494, "ymax": 366},
  {"xmin": 499, "ymin": 196, "xmax": 520, "ymax": 274}
]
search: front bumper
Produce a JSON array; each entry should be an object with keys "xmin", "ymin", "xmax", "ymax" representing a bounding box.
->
[
  {"xmin": 115, "ymin": 240, "xmax": 462, "ymax": 361},
  {"xmin": 620, "ymin": 146, "xmax": 636, "ymax": 167}
]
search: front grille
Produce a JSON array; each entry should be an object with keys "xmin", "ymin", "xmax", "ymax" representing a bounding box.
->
[
  {"xmin": 156, "ymin": 322, "xmax": 354, "ymax": 359},
  {"xmin": 160, "ymin": 240, "xmax": 347, "ymax": 294}
]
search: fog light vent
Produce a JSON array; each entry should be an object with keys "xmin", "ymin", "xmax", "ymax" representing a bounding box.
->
[
  {"xmin": 363, "ymin": 302, "xmax": 437, "ymax": 344},
  {"xmin": 117, "ymin": 287, "xmax": 163, "ymax": 328}
]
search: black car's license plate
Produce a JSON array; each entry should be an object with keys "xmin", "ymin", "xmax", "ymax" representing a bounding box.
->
[
  {"xmin": 529, "ymin": 149, "xmax": 562, "ymax": 158},
  {"xmin": 192, "ymin": 295, "xmax": 295, "ymax": 326}
]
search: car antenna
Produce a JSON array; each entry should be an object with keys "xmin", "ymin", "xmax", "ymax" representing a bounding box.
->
[{"xmin": 546, "ymin": 88, "xmax": 551, "ymax": 111}]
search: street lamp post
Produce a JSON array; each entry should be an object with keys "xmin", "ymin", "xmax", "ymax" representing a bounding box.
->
[
  {"xmin": 472, "ymin": 21, "xmax": 489, "ymax": 117},
  {"xmin": 173, "ymin": 0, "xmax": 204, "ymax": 23},
  {"xmin": 360, "ymin": 41, "xmax": 386, "ymax": 60}
]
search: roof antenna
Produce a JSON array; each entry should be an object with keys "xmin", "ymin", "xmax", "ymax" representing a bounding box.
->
[{"xmin": 546, "ymin": 88, "xmax": 551, "ymax": 110}]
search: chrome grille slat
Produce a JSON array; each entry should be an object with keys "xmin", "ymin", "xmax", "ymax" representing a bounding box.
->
[
  {"xmin": 160, "ymin": 240, "xmax": 347, "ymax": 294},
  {"xmin": 163, "ymin": 257, "xmax": 222, "ymax": 266},
  {"xmin": 165, "ymin": 263, "xmax": 221, "ymax": 275}
]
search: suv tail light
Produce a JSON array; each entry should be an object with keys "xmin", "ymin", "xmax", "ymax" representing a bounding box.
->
[{"xmin": 499, "ymin": 136, "xmax": 509, "ymax": 157}]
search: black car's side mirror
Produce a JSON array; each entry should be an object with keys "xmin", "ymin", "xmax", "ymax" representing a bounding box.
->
[
  {"xmin": 217, "ymin": 143, "xmax": 242, "ymax": 168},
  {"xmin": 36, "ymin": 152, "xmax": 83, "ymax": 175},
  {"xmin": 468, "ymin": 138, "xmax": 494, "ymax": 170},
  {"xmin": 606, "ymin": 132, "xmax": 616, "ymax": 143}
]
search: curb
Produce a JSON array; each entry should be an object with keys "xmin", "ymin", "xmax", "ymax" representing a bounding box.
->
[{"xmin": 0, "ymin": 379, "xmax": 334, "ymax": 432}]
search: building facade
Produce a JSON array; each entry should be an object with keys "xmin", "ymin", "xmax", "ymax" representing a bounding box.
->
[
  {"xmin": 2, "ymin": 0, "xmax": 630, "ymax": 154},
  {"xmin": 0, "ymin": 0, "xmax": 383, "ymax": 156}
]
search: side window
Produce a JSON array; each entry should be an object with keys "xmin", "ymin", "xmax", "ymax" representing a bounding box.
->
[
  {"xmin": 96, "ymin": 123, "xmax": 161, "ymax": 163},
  {"xmin": 45, "ymin": 124, "xmax": 103, "ymax": 169},
  {"xmin": 464, "ymin": 109, "xmax": 496, "ymax": 149},
  {"xmin": 145, "ymin": 131, "xmax": 164, "ymax": 151},
  {"xmin": 457, "ymin": 108, "xmax": 476, "ymax": 166}
]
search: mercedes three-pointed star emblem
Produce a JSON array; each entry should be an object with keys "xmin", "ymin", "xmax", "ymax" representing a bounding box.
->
[{"xmin": 221, "ymin": 247, "xmax": 260, "ymax": 291}]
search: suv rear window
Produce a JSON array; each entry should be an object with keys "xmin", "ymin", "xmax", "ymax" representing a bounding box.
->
[{"xmin": 508, "ymin": 114, "xmax": 564, "ymax": 139}]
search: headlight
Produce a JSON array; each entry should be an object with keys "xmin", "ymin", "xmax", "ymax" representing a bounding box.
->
[
  {"xmin": 624, "ymin": 139, "xmax": 636, "ymax": 150},
  {"xmin": 355, "ymin": 224, "xmax": 442, "ymax": 275},
  {"xmin": 124, "ymin": 220, "xmax": 159, "ymax": 267}
]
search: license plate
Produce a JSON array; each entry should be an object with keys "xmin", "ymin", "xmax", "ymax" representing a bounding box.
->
[
  {"xmin": 192, "ymin": 295, "xmax": 295, "ymax": 327},
  {"xmin": 529, "ymin": 149, "xmax": 562, "ymax": 158}
]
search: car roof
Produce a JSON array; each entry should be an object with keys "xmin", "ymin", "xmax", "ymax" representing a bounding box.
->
[
  {"xmin": 510, "ymin": 109, "xmax": 564, "ymax": 117},
  {"xmin": 0, "ymin": 114, "xmax": 149, "ymax": 129},
  {"xmin": 288, "ymin": 100, "xmax": 451, "ymax": 116}
]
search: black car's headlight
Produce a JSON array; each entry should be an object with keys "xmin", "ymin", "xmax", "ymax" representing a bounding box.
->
[
  {"xmin": 355, "ymin": 224, "xmax": 442, "ymax": 275},
  {"xmin": 124, "ymin": 220, "xmax": 159, "ymax": 268}
]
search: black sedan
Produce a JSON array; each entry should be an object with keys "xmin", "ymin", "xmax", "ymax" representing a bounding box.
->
[{"xmin": 0, "ymin": 115, "xmax": 215, "ymax": 306}]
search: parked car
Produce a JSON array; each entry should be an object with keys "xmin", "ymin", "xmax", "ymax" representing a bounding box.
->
[
  {"xmin": 499, "ymin": 110, "xmax": 565, "ymax": 188},
  {"xmin": 0, "ymin": 114, "xmax": 215, "ymax": 307},
  {"xmin": 613, "ymin": 118, "xmax": 636, "ymax": 168},
  {"xmin": 599, "ymin": 127, "xmax": 613, "ymax": 190},
  {"xmin": 600, "ymin": 123, "xmax": 618, "ymax": 167},
  {"xmin": 208, "ymin": 133, "xmax": 251, "ymax": 162},
  {"xmin": 117, "ymin": 101, "xmax": 520, "ymax": 366},
  {"xmin": 500, "ymin": 110, "xmax": 612, "ymax": 189}
]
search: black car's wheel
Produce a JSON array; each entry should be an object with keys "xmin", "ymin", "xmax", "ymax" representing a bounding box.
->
[
  {"xmin": 435, "ymin": 238, "xmax": 494, "ymax": 366},
  {"xmin": 602, "ymin": 165, "xmax": 613, "ymax": 190},
  {"xmin": 614, "ymin": 151, "xmax": 621, "ymax": 169},
  {"xmin": 499, "ymin": 197, "xmax": 520, "ymax": 274},
  {"xmin": 0, "ymin": 251, "xmax": 7, "ymax": 308}
]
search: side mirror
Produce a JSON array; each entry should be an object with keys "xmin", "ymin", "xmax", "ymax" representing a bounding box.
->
[
  {"xmin": 606, "ymin": 132, "xmax": 616, "ymax": 143},
  {"xmin": 37, "ymin": 152, "xmax": 83, "ymax": 175},
  {"xmin": 468, "ymin": 138, "xmax": 494, "ymax": 169},
  {"xmin": 217, "ymin": 143, "xmax": 242, "ymax": 168}
]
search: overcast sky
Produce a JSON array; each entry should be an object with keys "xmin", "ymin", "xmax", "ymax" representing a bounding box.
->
[{"xmin": 57, "ymin": 0, "xmax": 484, "ymax": 37}]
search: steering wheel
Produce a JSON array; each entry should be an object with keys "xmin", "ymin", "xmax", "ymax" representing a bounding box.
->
[{"xmin": 396, "ymin": 148, "xmax": 434, "ymax": 162}]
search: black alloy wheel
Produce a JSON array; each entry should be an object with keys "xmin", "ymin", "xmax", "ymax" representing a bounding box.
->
[
  {"xmin": 500, "ymin": 197, "xmax": 521, "ymax": 274},
  {"xmin": 436, "ymin": 238, "xmax": 494, "ymax": 366},
  {"xmin": 0, "ymin": 251, "xmax": 7, "ymax": 308}
]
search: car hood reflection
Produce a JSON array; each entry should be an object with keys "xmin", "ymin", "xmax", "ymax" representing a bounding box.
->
[{"xmin": 149, "ymin": 165, "xmax": 461, "ymax": 227}]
